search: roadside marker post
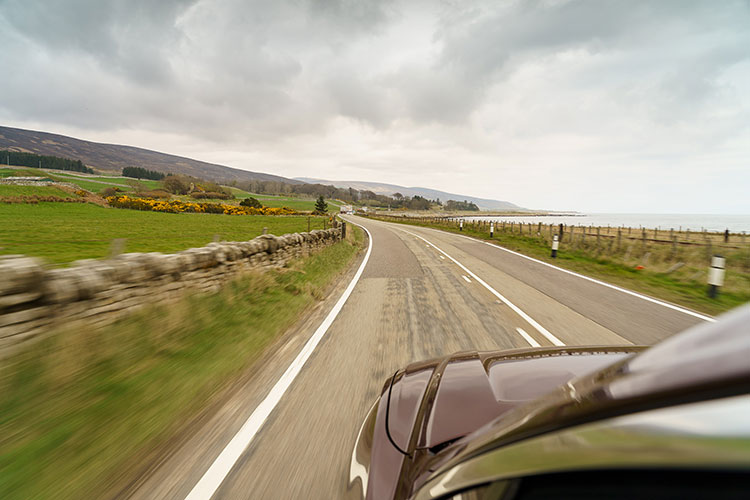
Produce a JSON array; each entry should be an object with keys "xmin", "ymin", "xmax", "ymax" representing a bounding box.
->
[
  {"xmin": 460, "ymin": 220, "xmax": 463, "ymax": 231},
  {"xmin": 551, "ymin": 234, "xmax": 559, "ymax": 258},
  {"xmin": 708, "ymin": 255, "xmax": 725, "ymax": 299},
  {"xmin": 490, "ymin": 222, "xmax": 494, "ymax": 238}
]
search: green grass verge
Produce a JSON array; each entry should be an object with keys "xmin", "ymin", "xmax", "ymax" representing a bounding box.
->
[
  {"xmin": 0, "ymin": 225, "xmax": 364, "ymax": 500},
  {"xmin": 371, "ymin": 216, "xmax": 749, "ymax": 315},
  {"xmin": 0, "ymin": 203, "xmax": 333, "ymax": 265}
]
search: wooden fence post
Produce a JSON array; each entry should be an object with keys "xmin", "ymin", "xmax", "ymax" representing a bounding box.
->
[{"xmin": 617, "ymin": 228, "xmax": 622, "ymax": 251}]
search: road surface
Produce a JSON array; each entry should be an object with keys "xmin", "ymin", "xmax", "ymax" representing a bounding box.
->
[{"xmin": 125, "ymin": 215, "xmax": 706, "ymax": 499}]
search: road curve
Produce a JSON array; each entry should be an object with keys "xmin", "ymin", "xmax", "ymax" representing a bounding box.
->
[{"xmin": 127, "ymin": 215, "xmax": 706, "ymax": 500}]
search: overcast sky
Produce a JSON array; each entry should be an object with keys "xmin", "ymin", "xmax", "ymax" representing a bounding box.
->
[{"xmin": 1, "ymin": 0, "xmax": 749, "ymax": 213}]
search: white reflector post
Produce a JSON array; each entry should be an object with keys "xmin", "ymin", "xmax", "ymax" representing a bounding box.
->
[
  {"xmin": 708, "ymin": 254, "xmax": 725, "ymax": 298},
  {"xmin": 551, "ymin": 234, "xmax": 559, "ymax": 258},
  {"xmin": 490, "ymin": 222, "xmax": 494, "ymax": 237}
]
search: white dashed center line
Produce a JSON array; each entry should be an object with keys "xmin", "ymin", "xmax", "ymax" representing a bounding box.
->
[{"xmin": 516, "ymin": 327, "xmax": 542, "ymax": 347}]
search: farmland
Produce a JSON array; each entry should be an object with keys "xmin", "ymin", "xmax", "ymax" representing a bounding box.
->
[
  {"xmin": 0, "ymin": 203, "xmax": 332, "ymax": 265},
  {"xmin": 1, "ymin": 166, "xmax": 343, "ymax": 213}
]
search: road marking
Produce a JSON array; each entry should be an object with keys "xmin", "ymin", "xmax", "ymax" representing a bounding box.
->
[
  {"xmin": 462, "ymin": 275, "xmax": 471, "ymax": 283},
  {"xmin": 184, "ymin": 220, "xmax": 373, "ymax": 500},
  {"xmin": 419, "ymin": 227, "xmax": 714, "ymax": 323},
  {"xmin": 516, "ymin": 327, "xmax": 542, "ymax": 347},
  {"xmin": 403, "ymin": 230, "xmax": 565, "ymax": 346},
  {"xmin": 439, "ymin": 255, "xmax": 445, "ymax": 260}
]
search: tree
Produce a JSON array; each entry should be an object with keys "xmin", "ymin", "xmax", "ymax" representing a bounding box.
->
[
  {"xmin": 445, "ymin": 199, "xmax": 479, "ymax": 211},
  {"xmin": 314, "ymin": 195, "xmax": 328, "ymax": 214},
  {"xmin": 240, "ymin": 196, "xmax": 262, "ymax": 208},
  {"xmin": 122, "ymin": 166, "xmax": 165, "ymax": 180}
]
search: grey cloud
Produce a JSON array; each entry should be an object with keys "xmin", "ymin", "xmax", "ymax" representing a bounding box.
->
[
  {"xmin": 0, "ymin": 0, "xmax": 748, "ymax": 205},
  {"xmin": 393, "ymin": 0, "xmax": 750, "ymax": 124}
]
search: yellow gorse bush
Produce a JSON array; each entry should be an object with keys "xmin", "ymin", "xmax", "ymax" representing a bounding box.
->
[{"xmin": 106, "ymin": 195, "xmax": 297, "ymax": 216}]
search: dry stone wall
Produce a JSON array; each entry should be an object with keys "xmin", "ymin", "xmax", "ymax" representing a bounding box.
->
[{"xmin": 0, "ymin": 227, "xmax": 342, "ymax": 354}]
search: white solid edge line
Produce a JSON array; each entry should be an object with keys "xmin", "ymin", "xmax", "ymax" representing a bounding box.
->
[
  {"xmin": 462, "ymin": 275, "xmax": 471, "ymax": 283},
  {"xmin": 516, "ymin": 327, "xmax": 542, "ymax": 348},
  {"xmin": 417, "ymin": 225, "xmax": 715, "ymax": 323},
  {"xmin": 184, "ymin": 220, "xmax": 373, "ymax": 500},
  {"xmin": 402, "ymin": 230, "xmax": 565, "ymax": 347}
]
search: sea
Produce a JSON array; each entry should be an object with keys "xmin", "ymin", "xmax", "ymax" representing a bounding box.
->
[{"xmin": 462, "ymin": 214, "xmax": 750, "ymax": 233}]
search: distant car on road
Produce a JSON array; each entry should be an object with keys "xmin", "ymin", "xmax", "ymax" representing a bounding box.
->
[{"xmin": 349, "ymin": 305, "xmax": 750, "ymax": 499}]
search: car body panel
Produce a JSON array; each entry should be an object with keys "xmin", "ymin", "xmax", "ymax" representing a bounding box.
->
[
  {"xmin": 415, "ymin": 394, "xmax": 750, "ymax": 500},
  {"xmin": 351, "ymin": 304, "xmax": 750, "ymax": 500},
  {"xmin": 413, "ymin": 305, "xmax": 750, "ymax": 498},
  {"xmin": 348, "ymin": 346, "xmax": 643, "ymax": 500}
]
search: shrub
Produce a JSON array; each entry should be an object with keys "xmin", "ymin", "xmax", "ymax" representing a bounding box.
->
[
  {"xmin": 101, "ymin": 187, "xmax": 117, "ymax": 197},
  {"xmin": 140, "ymin": 189, "xmax": 172, "ymax": 199},
  {"xmin": 240, "ymin": 197, "xmax": 263, "ymax": 208},
  {"xmin": 162, "ymin": 175, "xmax": 190, "ymax": 195},
  {"xmin": 105, "ymin": 195, "xmax": 297, "ymax": 216},
  {"xmin": 190, "ymin": 191, "xmax": 232, "ymax": 200}
]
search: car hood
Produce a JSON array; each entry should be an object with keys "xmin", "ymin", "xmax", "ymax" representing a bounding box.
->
[{"xmin": 393, "ymin": 346, "xmax": 641, "ymax": 453}]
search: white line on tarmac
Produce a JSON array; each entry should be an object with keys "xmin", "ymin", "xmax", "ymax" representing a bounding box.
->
[
  {"xmin": 184, "ymin": 220, "xmax": 373, "ymax": 500},
  {"xmin": 516, "ymin": 327, "xmax": 542, "ymax": 347},
  {"xmin": 403, "ymin": 230, "xmax": 565, "ymax": 347},
  {"xmin": 413, "ymin": 226, "xmax": 714, "ymax": 323},
  {"xmin": 462, "ymin": 275, "xmax": 471, "ymax": 283}
]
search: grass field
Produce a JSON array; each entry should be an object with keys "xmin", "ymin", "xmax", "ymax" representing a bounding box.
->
[
  {"xmin": 0, "ymin": 225, "xmax": 365, "ymax": 500},
  {"xmin": 0, "ymin": 167, "xmax": 155, "ymax": 194},
  {"xmin": 1, "ymin": 203, "xmax": 332, "ymax": 265},
  {"xmin": 372, "ymin": 215, "xmax": 750, "ymax": 315},
  {"xmin": 0, "ymin": 185, "xmax": 78, "ymax": 198},
  {"xmin": 2, "ymin": 166, "xmax": 344, "ymax": 212},
  {"xmin": 0, "ymin": 167, "xmax": 46, "ymax": 178},
  {"xmin": 229, "ymin": 189, "xmax": 344, "ymax": 212}
]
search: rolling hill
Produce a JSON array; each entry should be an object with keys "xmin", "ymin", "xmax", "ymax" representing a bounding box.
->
[
  {"xmin": 0, "ymin": 126, "xmax": 299, "ymax": 184},
  {"xmin": 295, "ymin": 177, "xmax": 522, "ymax": 211}
]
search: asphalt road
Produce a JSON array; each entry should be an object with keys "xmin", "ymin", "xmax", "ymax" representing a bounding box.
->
[{"xmin": 127, "ymin": 215, "xmax": 706, "ymax": 500}]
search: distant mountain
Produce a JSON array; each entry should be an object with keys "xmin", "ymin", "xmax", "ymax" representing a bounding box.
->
[
  {"xmin": 0, "ymin": 126, "xmax": 299, "ymax": 184},
  {"xmin": 295, "ymin": 177, "xmax": 522, "ymax": 211}
]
